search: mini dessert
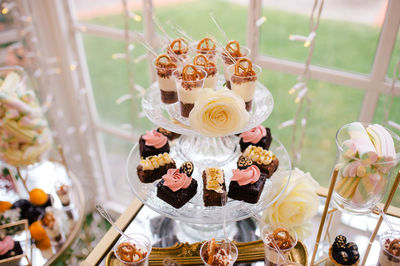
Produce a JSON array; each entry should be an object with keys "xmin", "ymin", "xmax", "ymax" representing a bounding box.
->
[
  {"xmin": 12, "ymin": 199, "xmax": 44, "ymax": 225},
  {"xmin": 167, "ymin": 37, "xmax": 189, "ymax": 64},
  {"xmin": 200, "ymin": 238, "xmax": 236, "ymax": 266},
  {"xmin": 202, "ymin": 168, "xmax": 227, "ymax": 207},
  {"xmin": 139, "ymin": 129, "xmax": 169, "ymax": 158},
  {"xmin": 193, "ymin": 54, "xmax": 218, "ymax": 89},
  {"xmin": 196, "ymin": 37, "xmax": 217, "ymax": 63},
  {"xmin": 221, "ymin": 40, "xmax": 250, "ymax": 89},
  {"xmin": 0, "ymin": 236, "xmax": 23, "ymax": 261},
  {"xmin": 156, "ymin": 162, "xmax": 197, "ymax": 209},
  {"xmin": 378, "ymin": 234, "xmax": 400, "ymax": 266},
  {"xmin": 156, "ymin": 127, "xmax": 181, "ymax": 141},
  {"xmin": 136, "ymin": 153, "xmax": 176, "ymax": 183},
  {"xmin": 41, "ymin": 210, "xmax": 63, "ymax": 242},
  {"xmin": 35, "ymin": 236, "xmax": 53, "ymax": 259},
  {"xmin": 56, "ymin": 184, "xmax": 70, "ymax": 206},
  {"xmin": 242, "ymin": 145, "xmax": 279, "ymax": 178},
  {"xmin": 0, "ymin": 201, "xmax": 12, "ymax": 213},
  {"xmin": 263, "ymin": 228, "xmax": 296, "ymax": 266},
  {"xmin": 29, "ymin": 221, "xmax": 48, "ymax": 241},
  {"xmin": 228, "ymin": 163, "xmax": 267, "ymax": 204},
  {"xmin": 176, "ymin": 64, "xmax": 207, "ymax": 118},
  {"xmin": 153, "ymin": 54, "xmax": 178, "ymax": 104},
  {"xmin": 229, "ymin": 58, "xmax": 259, "ymax": 112},
  {"xmin": 116, "ymin": 241, "xmax": 147, "ymax": 264},
  {"xmin": 29, "ymin": 188, "xmax": 52, "ymax": 208},
  {"xmin": 329, "ymin": 235, "xmax": 360, "ymax": 266},
  {"xmin": 239, "ymin": 125, "xmax": 272, "ymax": 152}
]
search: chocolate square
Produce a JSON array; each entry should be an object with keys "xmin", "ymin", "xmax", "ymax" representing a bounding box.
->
[
  {"xmin": 202, "ymin": 170, "xmax": 227, "ymax": 207},
  {"xmin": 156, "ymin": 179, "xmax": 198, "ymax": 209},
  {"xmin": 139, "ymin": 136, "xmax": 170, "ymax": 158},
  {"xmin": 228, "ymin": 173, "xmax": 267, "ymax": 204},
  {"xmin": 136, "ymin": 160, "xmax": 176, "ymax": 183},
  {"xmin": 239, "ymin": 127, "xmax": 272, "ymax": 152}
]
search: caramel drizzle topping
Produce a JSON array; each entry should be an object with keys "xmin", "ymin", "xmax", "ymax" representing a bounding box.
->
[
  {"xmin": 168, "ymin": 38, "xmax": 189, "ymax": 55},
  {"xmin": 117, "ymin": 242, "xmax": 145, "ymax": 262},
  {"xmin": 268, "ymin": 228, "xmax": 293, "ymax": 250},
  {"xmin": 388, "ymin": 239, "xmax": 400, "ymax": 256},
  {"xmin": 234, "ymin": 58, "xmax": 256, "ymax": 77},
  {"xmin": 197, "ymin": 37, "xmax": 216, "ymax": 51},
  {"xmin": 155, "ymin": 54, "xmax": 177, "ymax": 68},
  {"xmin": 182, "ymin": 64, "xmax": 204, "ymax": 81},
  {"xmin": 207, "ymin": 238, "xmax": 217, "ymax": 265},
  {"xmin": 193, "ymin": 54, "xmax": 216, "ymax": 69},
  {"xmin": 225, "ymin": 40, "xmax": 242, "ymax": 58}
]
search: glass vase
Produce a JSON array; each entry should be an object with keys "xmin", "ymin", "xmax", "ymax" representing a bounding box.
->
[{"xmin": 332, "ymin": 122, "xmax": 400, "ymax": 215}]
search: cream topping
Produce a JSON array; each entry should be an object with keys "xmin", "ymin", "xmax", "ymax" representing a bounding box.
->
[
  {"xmin": 0, "ymin": 236, "xmax": 14, "ymax": 255},
  {"xmin": 243, "ymin": 145, "xmax": 275, "ymax": 165},
  {"xmin": 231, "ymin": 165, "xmax": 261, "ymax": 186},
  {"xmin": 140, "ymin": 153, "xmax": 173, "ymax": 170},
  {"xmin": 240, "ymin": 125, "xmax": 266, "ymax": 144},
  {"xmin": 162, "ymin": 168, "xmax": 192, "ymax": 192},
  {"xmin": 205, "ymin": 168, "xmax": 224, "ymax": 193},
  {"xmin": 142, "ymin": 130, "xmax": 167, "ymax": 149},
  {"xmin": 231, "ymin": 81, "xmax": 256, "ymax": 102}
]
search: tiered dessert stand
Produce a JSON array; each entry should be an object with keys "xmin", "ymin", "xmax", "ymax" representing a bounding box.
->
[{"xmin": 126, "ymin": 77, "xmax": 292, "ymax": 237}]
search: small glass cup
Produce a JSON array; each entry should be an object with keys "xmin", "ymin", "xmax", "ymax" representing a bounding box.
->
[
  {"xmin": 55, "ymin": 181, "xmax": 71, "ymax": 207},
  {"xmin": 113, "ymin": 233, "xmax": 152, "ymax": 266},
  {"xmin": 220, "ymin": 46, "xmax": 251, "ymax": 88},
  {"xmin": 227, "ymin": 63, "xmax": 261, "ymax": 112},
  {"xmin": 261, "ymin": 225, "xmax": 298, "ymax": 266},
  {"xmin": 152, "ymin": 58, "xmax": 178, "ymax": 104},
  {"xmin": 174, "ymin": 68, "xmax": 207, "ymax": 118},
  {"xmin": 194, "ymin": 65, "xmax": 218, "ymax": 90},
  {"xmin": 200, "ymin": 239, "xmax": 238, "ymax": 266},
  {"xmin": 378, "ymin": 230, "xmax": 400, "ymax": 266}
]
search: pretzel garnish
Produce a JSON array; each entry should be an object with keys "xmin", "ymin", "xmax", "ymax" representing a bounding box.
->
[
  {"xmin": 155, "ymin": 54, "xmax": 177, "ymax": 68},
  {"xmin": 388, "ymin": 239, "xmax": 400, "ymax": 256},
  {"xmin": 197, "ymin": 37, "xmax": 216, "ymax": 51},
  {"xmin": 268, "ymin": 228, "xmax": 293, "ymax": 250},
  {"xmin": 182, "ymin": 64, "xmax": 204, "ymax": 81},
  {"xmin": 168, "ymin": 38, "xmax": 189, "ymax": 55},
  {"xmin": 117, "ymin": 242, "xmax": 145, "ymax": 262},
  {"xmin": 225, "ymin": 40, "xmax": 242, "ymax": 58},
  {"xmin": 193, "ymin": 54, "xmax": 216, "ymax": 69},
  {"xmin": 234, "ymin": 58, "xmax": 256, "ymax": 76},
  {"xmin": 207, "ymin": 238, "xmax": 217, "ymax": 265}
]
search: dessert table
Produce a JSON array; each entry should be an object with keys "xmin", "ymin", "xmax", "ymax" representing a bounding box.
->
[{"xmin": 83, "ymin": 191, "xmax": 400, "ymax": 265}]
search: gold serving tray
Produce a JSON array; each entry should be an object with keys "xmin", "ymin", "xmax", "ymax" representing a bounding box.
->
[{"xmin": 105, "ymin": 239, "xmax": 307, "ymax": 265}]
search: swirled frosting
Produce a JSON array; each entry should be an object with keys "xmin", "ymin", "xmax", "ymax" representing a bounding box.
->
[
  {"xmin": 231, "ymin": 165, "xmax": 261, "ymax": 186},
  {"xmin": 0, "ymin": 236, "xmax": 14, "ymax": 255},
  {"xmin": 140, "ymin": 153, "xmax": 173, "ymax": 170},
  {"xmin": 142, "ymin": 130, "xmax": 167, "ymax": 149},
  {"xmin": 162, "ymin": 168, "xmax": 192, "ymax": 192},
  {"xmin": 240, "ymin": 125, "xmax": 266, "ymax": 144}
]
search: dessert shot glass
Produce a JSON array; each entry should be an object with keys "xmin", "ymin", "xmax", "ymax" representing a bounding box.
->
[
  {"xmin": 174, "ymin": 67, "xmax": 207, "ymax": 118},
  {"xmin": 152, "ymin": 56, "xmax": 178, "ymax": 104},
  {"xmin": 261, "ymin": 225, "xmax": 298, "ymax": 266},
  {"xmin": 200, "ymin": 238, "xmax": 238, "ymax": 266},
  {"xmin": 193, "ymin": 37, "xmax": 218, "ymax": 64},
  {"xmin": 378, "ymin": 230, "xmax": 400, "ymax": 266},
  {"xmin": 192, "ymin": 54, "xmax": 219, "ymax": 90},
  {"xmin": 113, "ymin": 233, "xmax": 152, "ymax": 266},
  {"xmin": 55, "ymin": 181, "xmax": 71, "ymax": 207},
  {"xmin": 227, "ymin": 62, "xmax": 261, "ymax": 112},
  {"xmin": 220, "ymin": 45, "xmax": 250, "ymax": 89}
]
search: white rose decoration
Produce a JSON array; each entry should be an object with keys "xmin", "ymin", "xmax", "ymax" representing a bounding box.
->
[
  {"xmin": 262, "ymin": 168, "xmax": 319, "ymax": 240},
  {"xmin": 189, "ymin": 88, "xmax": 250, "ymax": 137}
]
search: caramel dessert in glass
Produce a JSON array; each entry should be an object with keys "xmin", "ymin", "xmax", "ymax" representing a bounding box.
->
[
  {"xmin": 175, "ymin": 64, "xmax": 207, "ymax": 118},
  {"xmin": 195, "ymin": 37, "xmax": 217, "ymax": 63},
  {"xmin": 262, "ymin": 227, "xmax": 297, "ymax": 266},
  {"xmin": 167, "ymin": 37, "xmax": 190, "ymax": 65},
  {"xmin": 200, "ymin": 238, "xmax": 238, "ymax": 266},
  {"xmin": 55, "ymin": 183, "xmax": 70, "ymax": 206},
  {"xmin": 193, "ymin": 54, "xmax": 218, "ymax": 89},
  {"xmin": 113, "ymin": 233, "xmax": 151, "ymax": 266},
  {"xmin": 378, "ymin": 231, "xmax": 400, "ymax": 266},
  {"xmin": 152, "ymin": 54, "xmax": 178, "ymax": 104},
  {"xmin": 228, "ymin": 58, "xmax": 261, "ymax": 112},
  {"xmin": 220, "ymin": 40, "xmax": 250, "ymax": 88}
]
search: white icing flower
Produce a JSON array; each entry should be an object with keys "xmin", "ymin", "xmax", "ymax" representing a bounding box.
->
[{"xmin": 189, "ymin": 88, "xmax": 249, "ymax": 137}]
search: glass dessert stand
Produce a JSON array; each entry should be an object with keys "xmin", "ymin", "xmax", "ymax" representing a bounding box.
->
[{"xmin": 127, "ymin": 79, "xmax": 291, "ymax": 240}]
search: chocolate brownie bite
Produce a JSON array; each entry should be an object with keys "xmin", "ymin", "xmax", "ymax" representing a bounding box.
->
[
  {"xmin": 329, "ymin": 235, "xmax": 360, "ymax": 266},
  {"xmin": 228, "ymin": 164, "xmax": 267, "ymax": 204},
  {"xmin": 156, "ymin": 162, "xmax": 197, "ymax": 209},
  {"xmin": 0, "ymin": 236, "xmax": 23, "ymax": 260},
  {"xmin": 156, "ymin": 127, "xmax": 181, "ymax": 141},
  {"xmin": 242, "ymin": 145, "xmax": 279, "ymax": 178},
  {"xmin": 139, "ymin": 130, "xmax": 170, "ymax": 158},
  {"xmin": 239, "ymin": 125, "xmax": 272, "ymax": 152},
  {"xmin": 202, "ymin": 168, "xmax": 227, "ymax": 207},
  {"xmin": 136, "ymin": 153, "xmax": 176, "ymax": 183}
]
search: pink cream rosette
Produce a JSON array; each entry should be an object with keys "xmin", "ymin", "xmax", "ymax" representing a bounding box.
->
[
  {"xmin": 0, "ymin": 236, "xmax": 14, "ymax": 256},
  {"xmin": 231, "ymin": 165, "xmax": 260, "ymax": 186},
  {"xmin": 162, "ymin": 168, "xmax": 192, "ymax": 192},
  {"xmin": 239, "ymin": 125, "xmax": 266, "ymax": 144},
  {"xmin": 142, "ymin": 130, "xmax": 167, "ymax": 149}
]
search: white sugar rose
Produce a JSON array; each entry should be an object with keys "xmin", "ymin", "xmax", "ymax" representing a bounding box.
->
[
  {"xmin": 262, "ymin": 168, "xmax": 319, "ymax": 240},
  {"xmin": 189, "ymin": 88, "xmax": 249, "ymax": 137}
]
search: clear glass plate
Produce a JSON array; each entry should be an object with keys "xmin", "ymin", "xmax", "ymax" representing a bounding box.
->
[
  {"xmin": 126, "ymin": 135, "xmax": 291, "ymax": 224},
  {"xmin": 142, "ymin": 76, "xmax": 274, "ymax": 137}
]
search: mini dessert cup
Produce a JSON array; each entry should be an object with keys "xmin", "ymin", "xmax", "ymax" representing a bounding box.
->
[
  {"xmin": 152, "ymin": 58, "xmax": 178, "ymax": 104},
  {"xmin": 200, "ymin": 238, "xmax": 238, "ymax": 266},
  {"xmin": 220, "ymin": 46, "xmax": 250, "ymax": 88},
  {"xmin": 174, "ymin": 68, "xmax": 207, "ymax": 118},
  {"xmin": 227, "ymin": 63, "xmax": 261, "ymax": 112},
  {"xmin": 113, "ymin": 233, "xmax": 152, "ymax": 266},
  {"xmin": 378, "ymin": 230, "xmax": 400, "ymax": 266},
  {"xmin": 166, "ymin": 38, "xmax": 191, "ymax": 66},
  {"xmin": 192, "ymin": 55, "xmax": 219, "ymax": 90},
  {"xmin": 55, "ymin": 182, "xmax": 71, "ymax": 206},
  {"xmin": 261, "ymin": 226, "xmax": 298, "ymax": 266},
  {"xmin": 193, "ymin": 37, "xmax": 218, "ymax": 64}
]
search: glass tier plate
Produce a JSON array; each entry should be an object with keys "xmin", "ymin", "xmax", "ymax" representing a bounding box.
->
[
  {"xmin": 126, "ymin": 135, "xmax": 291, "ymax": 225},
  {"xmin": 142, "ymin": 76, "xmax": 274, "ymax": 136}
]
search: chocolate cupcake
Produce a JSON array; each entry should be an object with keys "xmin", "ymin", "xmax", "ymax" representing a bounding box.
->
[
  {"xmin": 136, "ymin": 153, "xmax": 176, "ymax": 183},
  {"xmin": 202, "ymin": 168, "xmax": 227, "ymax": 207},
  {"xmin": 242, "ymin": 145, "xmax": 279, "ymax": 178},
  {"xmin": 156, "ymin": 162, "xmax": 197, "ymax": 209},
  {"xmin": 139, "ymin": 130, "xmax": 169, "ymax": 158},
  {"xmin": 239, "ymin": 125, "xmax": 272, "ymax": 152},
  {"xmin": 0, "ymin": 236, "xmax": 23, "ymax": 261},
  {"xmin": 329, "ymin": 235, "xmax": 360, "ymax": 266}
]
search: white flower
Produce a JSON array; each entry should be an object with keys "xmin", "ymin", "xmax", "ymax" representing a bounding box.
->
[
  {"xmin": 262, "ymin": 168, "xmax": 319, "ymax": 240},
  {"xmin": 189, "ymin": 88, "xmax": 249, "ymax": 137}
]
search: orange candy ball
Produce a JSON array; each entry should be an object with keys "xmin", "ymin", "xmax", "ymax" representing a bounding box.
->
[
  {"xmin": 29, "ymin": 188, "xmax": 48, "ymax": 206},
  {"xmin": 36, "ymin": 237, "xmax": 51, "ymax": 250},
  {"xmin": 0, "ymin": 201, "xmax": 12, "ymax": 212},
  {"xmin": 29, "ymin": 221, "xmax": 48, "ymax": 241}
]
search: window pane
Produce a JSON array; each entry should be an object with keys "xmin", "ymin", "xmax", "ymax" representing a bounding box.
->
[
  {"xmin": 260, "ymin": 2, "xmax": 383, "ymax": 74},
  {"xmin": 387, "ymin": 34, "xmax": 400, "ymax": 78}
]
